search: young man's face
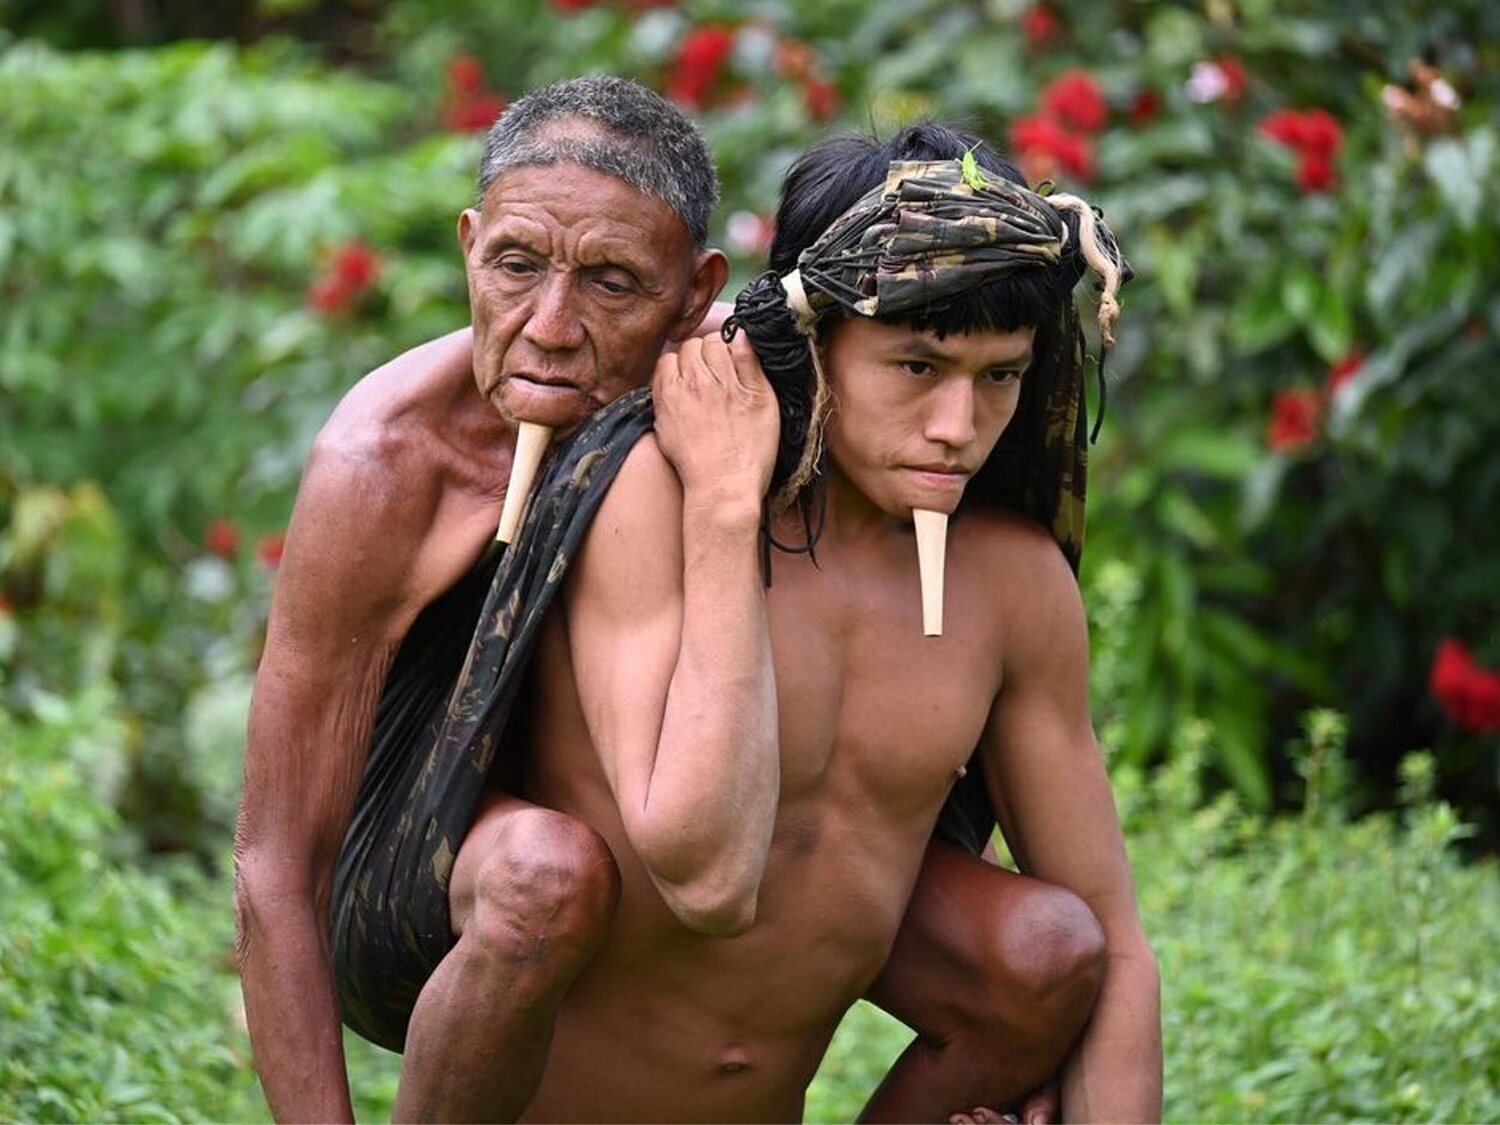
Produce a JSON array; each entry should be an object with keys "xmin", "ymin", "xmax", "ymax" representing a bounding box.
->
[
  {"xmin": 458, "ymin": 160, "xmax": 726, "ymax": 431},
  {"xmin": 821, "ymin": 316, "xmax": 1035, "ymax": 518}
]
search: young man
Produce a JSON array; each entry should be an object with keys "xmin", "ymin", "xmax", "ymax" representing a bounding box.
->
[{"xmin": 465, "ymin": 138, "xmax": 1158, "ymax": 1120}]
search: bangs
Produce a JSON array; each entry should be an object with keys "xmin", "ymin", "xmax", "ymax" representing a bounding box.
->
[{"xmin": 882, "ymin": 267, "xmax": 1068, "ymax": 339}]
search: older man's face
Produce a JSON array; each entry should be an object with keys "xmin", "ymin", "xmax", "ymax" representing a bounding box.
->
[{"xmin": 459, "ymin": 161, "xmax": 721, "ymax": 431}]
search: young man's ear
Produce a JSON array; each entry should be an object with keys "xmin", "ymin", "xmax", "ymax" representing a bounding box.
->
[
  {"xmin": 457, "ymin": 208, "xmax": 482, "ymax": 261},
  {"xmin": 668, "ymin": 248, "xmax": 730, "ymax": 342}
]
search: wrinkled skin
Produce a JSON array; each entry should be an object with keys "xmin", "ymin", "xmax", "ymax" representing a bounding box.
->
[{"xmin": 458, "ymin": 163, "xmax": 725, "ymax": 432}]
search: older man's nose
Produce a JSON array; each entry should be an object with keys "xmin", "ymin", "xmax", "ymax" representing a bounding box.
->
[
  {"xmin": 521, "ymin": 274, "xmax": 586, "ymax": 351},
  {"xmin": 924, "ymin": 376, "xmax": 978, "ymax": 450}
]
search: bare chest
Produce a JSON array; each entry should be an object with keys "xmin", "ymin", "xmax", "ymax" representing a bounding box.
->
[{"xmin": 765, "ymin": 553, "xmax": 1001, "ymax": 820}]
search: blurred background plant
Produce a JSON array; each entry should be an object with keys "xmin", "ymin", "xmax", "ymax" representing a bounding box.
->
[{"xmin": 1, "ymin": 0, "xmax": 1497, "ymax": 1119}]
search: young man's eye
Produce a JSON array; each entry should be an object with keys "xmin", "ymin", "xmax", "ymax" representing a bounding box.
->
[
  {"xmin": 900, "ymin": 359, "xmax": 935, "ymax": 377},
  {"xmin": 983, "ymin": 368, "xmax": 1024, "ymax": 385}
]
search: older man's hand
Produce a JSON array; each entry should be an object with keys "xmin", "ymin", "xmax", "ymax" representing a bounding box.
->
[{"xmin": 652, "ymin": 331, "xmax": 779, "ymax": 517}]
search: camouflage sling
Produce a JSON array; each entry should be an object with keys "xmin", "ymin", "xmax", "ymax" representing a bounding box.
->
[{"xmin": 331, "ymin": 387, "xmax": 655, "ymax": 1051}]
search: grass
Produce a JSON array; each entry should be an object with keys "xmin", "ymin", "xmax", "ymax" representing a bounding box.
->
[{"xmin": 3, "ymin": 698, "xmax": 1496, "ymax": 1123}]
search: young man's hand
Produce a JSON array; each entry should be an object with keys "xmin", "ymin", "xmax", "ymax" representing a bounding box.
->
[{"xmin": 651, "ymin": 331, "xmax": 779, "ymax": 514}]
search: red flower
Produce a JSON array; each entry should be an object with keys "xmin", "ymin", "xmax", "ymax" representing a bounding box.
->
[
  {"xmin": 803, "ymin": 77, "xmax": 839, "ymax": 122},
  {"xmin": 441, "ymin": 53, "xmax": 506, "ymax": 134},
  {"xmin": 1021, "ymin": 5, "xmax": 1060, "ymax": 47},
  {"xmin": 1259, "ymin": 109, "xmax": 1308, "ymax": 148},
  {"xmin": 666, "ymin": 24, "xmax": 736, "ymax": 109},
  {"xmin": 0, "ymin": 595, "xmax": 12, "ymax": 615},
  {"xmin": 1008, "ymin": 113, "xmax": 1095, "ymax": 182},
  {"xmin": 1296, "ymin": 151, "xmax": 1336, "ymax": 193},
  {"xmin": 1216, "ymin": 55, "xmax": 1247, "ymax": 103},
  {"xmin": 1040, "ymin": 70, "xmax": 1108, "ymax": 134},
  {"xmin": 1260, "ymin": 107, "xmax": 1343, "ymax": 193},
  {"xmin": 1298, "ymin": 108, "xmax": 1343, "ymax": 157},
  {"xmin": 333, "ymin": 241, "xmax": 380, "ymax": 289},
  {"xmin": 1430, "ymin": 640, "xmax": 1500, "ymax": 733},
  {"xmin": 256, "ymin": 532, "xmax": 286, "ymax": 569},
  {"xmin": 308, "ymin": 240, "xmax": 382, "ymax": 315},
  {"xmin": 1266, "ymin": 387, "xmax": 1321, "ymax": 452},
  {"xmin": 447, "ymin": 53, "xmax": 484, "ymax": 94},
  {"xmin": 1326, "ymin": 351, "xmax": 1364, "ymax": 395},
  {"xmin": 204, "ymin": 518, "xmax": 241, "ymax": 560},
  {"xmin": 1127, "ymin": 89, "xmax": 1162, "ymax": 126}
]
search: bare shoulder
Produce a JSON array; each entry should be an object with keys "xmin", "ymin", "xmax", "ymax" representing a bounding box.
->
[
  {"xmin": 272, "ymin": 328, "xmax": 489, "ymax": 651},
  {"xmin": 955, "ymin": 507, "xmax": 1086, "ymax": 667}
]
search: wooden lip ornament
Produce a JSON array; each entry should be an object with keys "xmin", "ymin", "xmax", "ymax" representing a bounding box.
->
[
  {"xmin": 495, "ymin": 421, "xmax": 552, "ymax": 544},
  {"xmin": 913, "ymin": 508, "xmax": 948, "ymax": 637}
]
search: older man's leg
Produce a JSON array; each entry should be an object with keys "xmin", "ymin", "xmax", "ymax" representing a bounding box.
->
[
  {"xmin": 393, "ymin": 794, "xmax": 620, "ymax": 1123},
  {"xmin": 859, "ymin": 839, "xmax": 1106, "ymax": 1124}
]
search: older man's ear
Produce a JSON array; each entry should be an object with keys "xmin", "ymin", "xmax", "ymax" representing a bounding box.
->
[{"xmin": 668, "ymin": 248, "xmax": 730, "ymax": 342}]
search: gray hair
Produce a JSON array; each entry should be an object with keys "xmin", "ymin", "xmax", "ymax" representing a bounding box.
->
[{"xmin": 477, "ymin": 76, "xmax": 719, "ymax": 247}]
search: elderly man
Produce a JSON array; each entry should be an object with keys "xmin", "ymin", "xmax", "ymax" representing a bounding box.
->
[{"xmin": 235, "ymin": 78, "xmax": 1114, "ymax": 1123}]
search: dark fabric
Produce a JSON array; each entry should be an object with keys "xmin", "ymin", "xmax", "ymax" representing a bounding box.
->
[{"xmin": 331, "ymin": 387, "xmax": 656, "ymax": 1051}]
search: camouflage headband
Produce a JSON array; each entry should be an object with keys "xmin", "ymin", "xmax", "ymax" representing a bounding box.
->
[{"xmin": 782, "ymin": 159, "xmax": 1126, "ymax": 335}]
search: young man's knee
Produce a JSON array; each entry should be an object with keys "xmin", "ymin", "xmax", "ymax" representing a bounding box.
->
[
  {"xmin": 973, "ymin": 885, "xmax": 1107, "ymax": 1034},
  {"xmin": 466, "ymin": 809, "xmax": 621, "ymax": 962}
]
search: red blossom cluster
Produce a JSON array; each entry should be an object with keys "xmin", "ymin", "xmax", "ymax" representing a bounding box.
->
[
  {"xmin": 1021, "ymin": 5, "xmax": 1060, "ymax": 48},
  {"xmin": 204, "ymin": 518, "xmax": 241, "ymax": 559},
  {"xmin": 442, "ymin": 53, "xmax": 506, "ymax": 133},
  {"xmin": 1008, "ymin": 70, "xmax": 1106, "ymax": 183},
  {"xmin": 307, "ymin": 241, "xmax": 382, "ymax": 316},
  {"xmin": 665, "ymin": 24, "xmax": 736, "ymax": 109},
  {"xmin": 1259, "ymin": 107, "xmax": 1344, "ymax": 193},
  {"xmin": 1430, "ymin": 640, "xmax": 1500, "ymax": 733},
  {"xmin": 1266, "ymin": 387, "xmax": 1322, "ymax": 452},
  {"xmin": 1266, "ymin": 351, "xmax": 1365, "ymax": 451},
  {"xmin": 1041, "ymin": 70, "xmax": 1108, "ymax": 133}
]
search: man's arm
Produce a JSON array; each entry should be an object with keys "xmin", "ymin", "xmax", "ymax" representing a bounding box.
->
[
  {"xmin": 234, "ymin": 435, "xmax": 456, "ymax": 1122},
  {"xmin": 564, "ymin": 334, "xmax": 781, "ymax": 935},
  {"xmin": 980, "ymin": 526, "xmax": 1162, "ymax": 1123}
]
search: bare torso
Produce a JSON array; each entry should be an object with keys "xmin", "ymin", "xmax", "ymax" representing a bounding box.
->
[{"xmin": 521, "ymin": 506, "xmax": 1024, "ymax": 1123}]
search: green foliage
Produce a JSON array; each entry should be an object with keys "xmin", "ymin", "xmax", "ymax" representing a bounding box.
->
[{"xmin": 0, "ymin": 691, "xmax": 265, "ymax": 1122}]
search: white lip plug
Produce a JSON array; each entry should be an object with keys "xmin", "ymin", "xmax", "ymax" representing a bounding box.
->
[
  {"xmin": 913, "ymin": 508, "xmax": 948, "ymax": 637},
  {"xmin": 495, "ymin": 421, "xmax": 552, "ymax": 544}
]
